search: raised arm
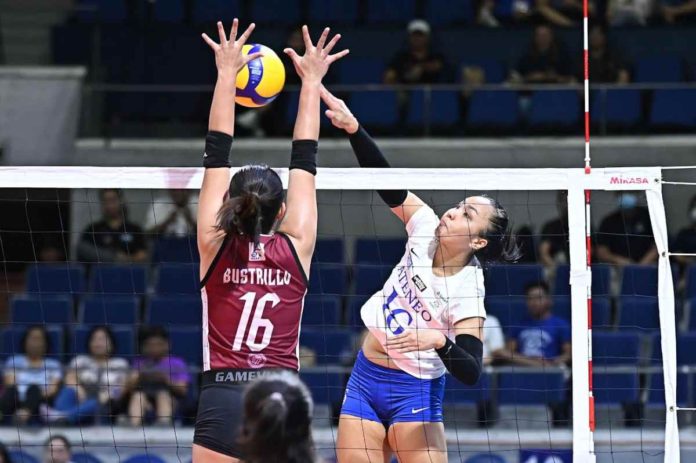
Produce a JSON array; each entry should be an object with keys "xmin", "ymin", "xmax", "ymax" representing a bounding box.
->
[
  {"xmin": 320, "ymin": 86, "xmax": 425, "ymax": 225},
  {"xmin": 277, "ymin": 26, "xmax": 349, "ymax": 274},
  {"xmin": 197, "ymin": 20, "xmax": 261, "ymax": 274}
]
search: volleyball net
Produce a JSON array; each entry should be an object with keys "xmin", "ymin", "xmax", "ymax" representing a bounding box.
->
[{"xmin": 0, "ymin": 165, "xmax": 693, "ymax": 463}]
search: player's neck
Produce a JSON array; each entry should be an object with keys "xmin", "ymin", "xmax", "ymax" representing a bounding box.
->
[{"xmin": 432, "ymin": 244, "xmax": 470, "ymax": 277}]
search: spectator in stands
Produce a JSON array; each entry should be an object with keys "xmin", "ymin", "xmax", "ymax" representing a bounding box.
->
[
  {"xmin": 607, "ymin": 0, "xmax": 655, "ymax": 25},
  {"xmin": 37, "ymin": 241, "xmax": 65, "ymax": 263},
  {"xmin": 126, "ymin": 326, "xmax": 190, "ymax": 426},
  {"xmin": 482, "ymin": 315, "xmax": 506, "ymax": 365},
  {"xmin": 43, "ymin": 435, "xmax": 74, "ymax": 463},
  {"xmin": 673, "ymin": 194, "xmax": 696, "ymax": 288},
  {"xmin": 510, "ymin": 25, "xmax": 575, "ymax": 84},
  {"xmin": 384, "ymin": 20, "xmax": 449, "ymax": 85},
  {"xmin": 0, "ymin": 443, "xmax": 11, "ymax": 463},
  {"xmin": 0, "ymin": 326, "xmax": 62, "ymax": 425},
  {"xmin": 581, "ymin": 26, "xmax": 630, "ymax": 84},
  {"xmin": 536, "ymin": 0, "xmax": 596, "ymax": 26},
  {"xmin": 145, "ymin": 189, "xmax": 198, "ymax": 238},
  {"xmin": 539, "ymin": 191, "xmax": 569, "ymax": 267},
  {"xmin": 77, "ymin": 189, "xmax": 147, "ymax": 263},
  {"xmin": 661, "ymin": 0, "xmax": 696, "ymax": 23},
  {"xmin": 40, "ymin": 326, "xmax": 129, "ymax": 425},
  {"xmin": 503, "ymin": 282, "xmax": 571, "ymax": 366},
  {"xmin": 596, "ymin": 192, "xmax": 658, "ymax": 265}
]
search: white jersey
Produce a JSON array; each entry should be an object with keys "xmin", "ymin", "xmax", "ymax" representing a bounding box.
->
[{"xmin": 361, "ymin": 205, "xmax": 487, "ymax": 379}]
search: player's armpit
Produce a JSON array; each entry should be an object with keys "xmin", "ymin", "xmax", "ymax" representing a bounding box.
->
[
  {"xmin": 197, "ymin": 168, "xmax": 230, "ymax": 269},
  {"xmin": 392, "ymin": 192, "xmax": 427, "ymax": 224}
]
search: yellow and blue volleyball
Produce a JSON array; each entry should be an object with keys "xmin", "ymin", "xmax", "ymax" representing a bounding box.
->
[{"xmin": 235, "ymin": 44, "xmax": 286, "ymax": 108}]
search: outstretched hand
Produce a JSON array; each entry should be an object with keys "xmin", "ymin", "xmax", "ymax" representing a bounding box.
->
[
  {"xmin": 202, "ymin": 19, "xmax": 262, "ymax": 76},
  {"xmin": 284, "ymin": 26, "xmax": 349, "ymax": 84},
  {"xmin": 320, "ymin": 86, "xmax": 359, "ymax": 134}
]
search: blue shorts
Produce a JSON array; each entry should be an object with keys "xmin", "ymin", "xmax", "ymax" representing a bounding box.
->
[{"xmin": 341, "ymin": 350, "xmax": 445, "ymax": 427}]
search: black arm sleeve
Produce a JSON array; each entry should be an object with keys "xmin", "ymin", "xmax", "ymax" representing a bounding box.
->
[
  {"xmin": 203, "ymin": 131, "xmax": 233, "ymax": 168},
  {"xmin": 435, "ymin": 334, "xmax": 483, "ymax": 385},
  {"xmin": 347, "ymin": 126, "xmax": 408, "ymax": 208}
]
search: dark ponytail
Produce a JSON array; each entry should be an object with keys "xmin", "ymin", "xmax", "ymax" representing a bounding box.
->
[
  {"xmin": 215, "ymin": 165, "xmax": 284, "ymax": 246},
  {"xmin": 475, "ymin": 195, "xmax": 522, "ymax": 266},
  {"xmin": 240, "ymin": 372, "xmax": 315, "ymax": 463}
]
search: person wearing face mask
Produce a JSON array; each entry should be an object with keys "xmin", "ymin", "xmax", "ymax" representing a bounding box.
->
[
  {"xmin": 673, "ymin": 194, "xmax": 696, "ymax": 273},
  {"xmin": 596, "ymin": 192, "xmax": 658, "ymax": 266}
]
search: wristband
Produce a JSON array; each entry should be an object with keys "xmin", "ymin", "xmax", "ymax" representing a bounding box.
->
[
  {"xmin": 203, "ymin": 131, "xmax": 233, "ymax": 168},
  {"xmin": 289, "ymin": 140, "xmax": 318, "ymax": 176}
]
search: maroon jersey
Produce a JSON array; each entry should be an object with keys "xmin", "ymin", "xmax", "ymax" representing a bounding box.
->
[{"xmin": 201, "ymin": 233, "xmax": 308, "ymax": 371}]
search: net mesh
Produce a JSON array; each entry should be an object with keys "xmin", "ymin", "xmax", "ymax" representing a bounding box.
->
[{"xmin": 0, "ymin": 167, "xmax": 690, "ymax": 463}]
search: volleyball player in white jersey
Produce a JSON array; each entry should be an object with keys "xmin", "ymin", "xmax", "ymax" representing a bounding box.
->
[{"xmin": 320, "ymin": 87, "xmax": 520, "ymax": 463}]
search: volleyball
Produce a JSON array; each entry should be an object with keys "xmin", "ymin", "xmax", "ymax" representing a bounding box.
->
[{"xmin": 235, "ymin": 44, "xmax": 285, "ymax": 108}]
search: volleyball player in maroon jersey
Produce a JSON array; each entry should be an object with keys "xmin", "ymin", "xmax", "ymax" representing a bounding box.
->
[{"xmin": 192, "ymin": 20, "xmax": 348, "ymax": 463}]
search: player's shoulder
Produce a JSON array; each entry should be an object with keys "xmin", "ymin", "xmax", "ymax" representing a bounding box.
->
[{"xmin": 405, "ymin": 204, "xmax": 439, "ymax": 235}]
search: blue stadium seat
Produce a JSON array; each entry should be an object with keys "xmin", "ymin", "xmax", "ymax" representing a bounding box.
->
[
  {"xmin": 309, "ymin": 263, "xmax": 347, "ymax": 296},
  {"xmin": 650, "ymin": 89, "xmax": 696, "ymax": 129},
  {"xmin": 122, "ymin": 455, "xmax": 167, "ymax": 463},
  {"xmin": 11, "ymin": 296, "xmax": 73, "ymax": 324},
  {"xmin": 677, "ymin": 333, "xmax": 696, "ymax": 366},
  {"xmin": 26, "ymin": 263, "xmax": 86, "ymax": 295},
  {"xmin": 80, "ymin": 295, "xmax": 139, "ymax": 325},
  {"xmin": 192, "ymin": 0, "xmax": 242, "ymax": 23},
  {"xmin": 1, "ymin": 326, "xmax": 63, "ymax": 360},
  {"xmin": 466, "ymin": 90, "xmax": 519, "ymax": 129},
  {"xmin": 593, "ymin": 372, "xmax": 639, "ymax": 404},
  {"xmin": 687, "ymin": 265, "xmax": 696, "ymax": 298},
  {"xmin": 528, "ymin": 91, "xmax": 580, "ymax": 129},
  {"xmin": 618, "ymin": 296, "xmax": 659, "ymax": 331},
  {"xmin": 77, "ymin": 0, "xmax": 127, "ymax": 23},
  {"xmin": 426, "ymin": 0, "xmax": 474, "ymax": 25},
  {"xmin": 484, "ymin": 264, "xmax": 544, "ymax": 296},
  {"xmin": 634, "ymin": 56, "xmax": 684, "ymax": 83},
  {"xmin": 591, "ymin": 297, "xmax": 612, "ymax": 330},
  {"xmin": 444, "ymin": 373, "xmax": 491, "ymax": 403},
  {"xmin": 592, "ymin": 332, "xmax": 641, "ymax": 365},
  {"xmin": 464, "ymin": 454, "xmax": 507, "ymax": 463},
  {"xmin": 621, "ymin": 265, "xmax": 658, "ymax": 296},
  {"xmin": 169, "ymin": 327, "xmax": 202, "ymax": 365},
  {"xmin": 308, "ymin": 0, "xmax": 359, "ymax": 23},
  {"xmin": 300, "ymin": 371, "xmax": 345, "ymax": 404},
  {"xmin": 302, "ymin": 295, "xmax": 342, "ymax": 327},
  {"xmin": 313, "ymin": 238, "xmax": 345, "ymax": 264},
  {"xmin": 155, "ymin": 263, "xmax": 199, "ymax": 295},
  {"xmin": 9, "ymin": 451, "xmax": 40, "ymax": 463},
  {"xmin": 462, "ymin": 59, "xmax": 506, "ymax": 84},
  {"xmin": 592, "ymin": 89, "xmax": 642, "ymax": 128},
  {"xmin": 366, "ymin": 0, "xmax": 417, "ymax": 23},
  {"xmin": 354, "ymin": 265, "xmax": 393, "ymax": 296},
  {"xmin": 338, "ymin": 58, "xmax": 385, "ymax": 84},
  {"xmin": 346, "ymin": 295, "xmax": 370, "ymax": 331},
  {"xmin": 300, "ymin": 329, "xmax": 353, "ymax": 364},
  {"xmin": 70, "ymin": 326, "xmax": 135, "ymax": 358},
  {"xmin": 152, "ymin": 236, "xmax": 200, "ymax": 263},
  {"xmin": 52, "ymin": 25, "xmax": 93, "ymax": 65},
  {"xmin": 153, "ymin": 0, "xmax": 184, "ymax": 22},
  {"xmin": 647, "ymin": 372, "xmax": 689, "ymax": 406},
  {"xmin": 72, "ymin": 453, "xmax": 103, "ymax": 463},
  {"xmin": 553, "ymin": 264, "xmax": 612, "ymax": 296},
  {"xmin": 355, "ymin": 238, "xmax": 406, "ymax": 266},
  {"xmin": 407, "ymin": 91, "xmax": 460, "ymax": 128},
  {"xmin": 88, "ymin": 264, "xmax": 147, "ymax": 295},
  {"xmin": 250, "ymin": 0, "xmax": 301, "ymax": 24},
  {"xmin": 484, "ymin": 296, "xmax": 526, "ymax": 335},
  {"xmin": 498, "ymin": 372, "xmax": 566, "ymax": 404},
  {"xmin": 349, "ymin": 91, "xmax": 399, "ymax": 127},
  {"xmin": 147, "ymin": 295, "xmax": 202, "ymax": 326}
]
